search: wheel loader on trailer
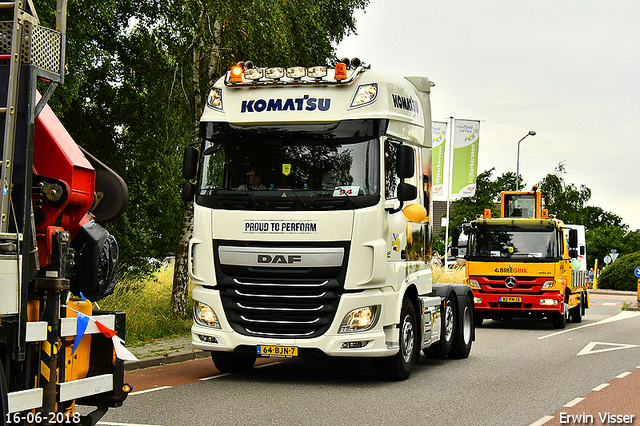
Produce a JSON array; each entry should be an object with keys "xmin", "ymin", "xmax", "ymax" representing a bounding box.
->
[
  {"xmin": 182, "ymin": 59, "xmax": 476, "ymax": 380},
  {"xmin": 0, "ymin": 1, "xmax": 130, "ymax": 424}
]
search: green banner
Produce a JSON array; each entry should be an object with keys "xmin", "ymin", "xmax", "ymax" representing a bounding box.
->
[
  {"xmin": 451, "ymin": 120, "xmax": 480, "ymax": 198},
  {"xmin": 431, "ymin": 121, "xmax": 447, "ymax": 198}
]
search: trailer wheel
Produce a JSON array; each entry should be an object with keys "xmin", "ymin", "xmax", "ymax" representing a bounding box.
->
[
  {"xmin": 211, "ymin": 352, "xmax": 256, "ymax": 374},
  {"xmin": 449, "ymin": 295, "xmax": 474, "ymax": 359},
  {"xmin": 0, "ymin": 363, "xmax": 7, "ymax": 426},
  {"xmin": 374, "ymin": 297, "xmax": 418, "ymax": 381}
]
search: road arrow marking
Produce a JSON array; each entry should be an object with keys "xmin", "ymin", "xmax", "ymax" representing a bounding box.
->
[
  {"xmin": 539, "ymin": 311, "xmax": 640, "ymax": 340},
  {"xmin": 577, "ymin": 341, "xmax": 640, "ymax": 356}
]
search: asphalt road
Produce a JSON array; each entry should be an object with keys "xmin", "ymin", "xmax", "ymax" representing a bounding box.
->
[{"xmin": 90, "ymin": 293, "xmax": 640, "ymax": 426}]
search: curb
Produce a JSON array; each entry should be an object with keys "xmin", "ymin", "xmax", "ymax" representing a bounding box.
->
[{"xmin": 125, "ymin": 349, "xmax": 209, "ymax": 371}]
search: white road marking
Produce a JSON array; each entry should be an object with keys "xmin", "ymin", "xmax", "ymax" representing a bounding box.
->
[
  {"xmin": 616, "ymin": 371, "xmax": 632, "ymax": 379},
  {"xmin": 538, "ymin": 311, "xmax": 640, "ymax": 340},
  {"xmin": 577, "ymin": 341, "xmax": 640, "ymax": 356},
  {"xmin": 129, "ymin": 386, "xmax": 172, "ymax": 396},
  {"xmin": 528, "ymin": 416, "xmax": 554, "ymax": 426},
  {"xmin": 564, "ymin": 397, "xmax": 584, "ymax": 408},
  {"xmin": 199, "ymin": 373, "xmax": 232, "ymax": 381},
  {"xmin": 592, "ymin": 383, "xmax": 609, "ymax": 391}
]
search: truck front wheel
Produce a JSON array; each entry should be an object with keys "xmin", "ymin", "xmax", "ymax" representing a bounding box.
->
[
  {"xmin": 374, "ymin": 297, "xmax": 418, "ymax": 381},
  {"xmin": 211, "ymin": 352, "xmax": 257, "ymax": 374}
]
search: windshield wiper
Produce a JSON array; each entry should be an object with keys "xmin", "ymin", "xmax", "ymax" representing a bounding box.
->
[
  {"xmin": 335, "ymin": 187, "xmax": 358, "ymax": 207},
  {"xmin": 240, "ymin": 188, "xmax": 258, "ymax": 207},
  {"xmin": 287, "ymin": 189, "xmax": 308, "ymax": 208}
]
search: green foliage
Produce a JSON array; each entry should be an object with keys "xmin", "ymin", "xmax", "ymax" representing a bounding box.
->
[
  {"xmin": 586, "ymin": 227, "xmax": 640, "ymax": 270},
  {"xmin": 538, "ymin": 162, "xmax": 591, "ymax": 224},
  {"xmin": 98, "ymin": 266, "xmax": 192, "ymax": 343},
  {"xmin": 597, "ymin": 252, "xmax": 640, "ymax": 291}
]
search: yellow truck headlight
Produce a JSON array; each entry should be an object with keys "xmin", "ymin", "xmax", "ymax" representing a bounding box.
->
[
  {"xmin": 542, "ymin": 280, "xmax": 555, "ymax": 289},
  {"xmin": 194, "ymin": 301, "xmax": 221, "ymax": 328},
  {"xmin": 339, "ymin": 306, "xmax": 380, "ymax": 333},
  {"xmin": 469, "ymin": 279, "xmax": 480, "ymax": 289}
]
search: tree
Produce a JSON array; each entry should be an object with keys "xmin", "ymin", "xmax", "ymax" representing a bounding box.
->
[{"xmin": 538, "ymin": 162, "xmax": 591, "ymax": 224}]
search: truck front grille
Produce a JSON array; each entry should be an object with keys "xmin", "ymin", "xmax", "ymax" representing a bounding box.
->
[
  {"xmin": 214, "ymin": 240, "xmax": 349, "ymax": 339},
  {"xmin": 219, "ymin": 277, "xmax": 341, "ymax": 338}
]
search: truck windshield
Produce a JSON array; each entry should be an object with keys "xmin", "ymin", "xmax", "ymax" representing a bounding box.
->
[
  {"xmin": 196, "ymin": 124, "xmax": 381, "ymax": 210},
  {"xmin": 467, "ymin": 225, "xmax": 559, "ymax": 260}
]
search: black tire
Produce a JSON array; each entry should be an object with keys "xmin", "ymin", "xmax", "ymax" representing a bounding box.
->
[
  {"xmin": 0, "ymin": 363, "xmax": 7, "ymax": 426},
  {"xmin": 449, "ymin": 296, "xmax": 473, "ymax": 359},
  {"xmin": 375, "ymin": 298, "xmax": 418, "ymax": 381},
  {"xmin": 211, "ymin": 351, "xmax": 257, "ymax": 374},
  {"xmin": 552, "ymin": 295, "xmax": 568, "ymax": 329},
  {"xmin": 570, "ymin": 294, "xmax": 582, "ymax": 323},
  {"xmin": 423, "ymin": 293, "xmax": 455, "ymax": 358},
  {"xmin": 474, "ymin": 311, "xmax": 484, "ymax": 328}
]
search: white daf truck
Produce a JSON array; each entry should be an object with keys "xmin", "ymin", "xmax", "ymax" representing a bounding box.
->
[{"xmin": 181, "ymin": 59, "xmax": 475, "ymax": 380}]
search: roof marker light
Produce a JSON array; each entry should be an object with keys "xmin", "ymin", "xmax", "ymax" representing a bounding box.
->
[
  {"xmin": 230, "ymin": 64, "xmax": 244, "ymax": 83},
  {"xmin": 335, "ymin": 63, "xmax": 347, "ymax": 80}
]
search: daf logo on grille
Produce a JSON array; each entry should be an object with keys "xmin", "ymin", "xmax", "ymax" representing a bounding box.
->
[
  {"xmin": 505, "ymin": 277, "xmax": 517, "ymax": 288},
  {"xmin": 258, "ymin": 254, "xmax": 302, "ymax": 264}
]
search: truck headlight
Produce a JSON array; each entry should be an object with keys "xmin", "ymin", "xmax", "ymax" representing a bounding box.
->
[
  {"xmin": 339, "ymin": 306, "xmax": 380, "ymax": 333},
  {"xmin": 194, "ymin": 301, "xmax": 221, "ymax": 328},
  {"xmin": 540, "ymin": 299, "xmax": 559, "ymax": 305},
  {"xmin": 469, "ymin": 279, "xmax": 480, "ymax": 289},
  {"xmin": 541, "ymin": 280, "xmax": 555, "ymax": 289}
]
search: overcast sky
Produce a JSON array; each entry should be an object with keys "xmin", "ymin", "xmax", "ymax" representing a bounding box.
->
[{"xmin": 336, "ymin": 0, "xmax": 640, "ymax": 230}]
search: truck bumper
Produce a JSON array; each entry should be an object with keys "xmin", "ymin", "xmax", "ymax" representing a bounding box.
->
[
  {"xmin": 472, "ymin": 290, "xmax": 563, "ymax": 317},
  {"xmin": 191, "ymin": 287, "xmax": 410, "ymax": 358}
]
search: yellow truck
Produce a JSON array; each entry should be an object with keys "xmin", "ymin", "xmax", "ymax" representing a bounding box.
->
[{"xmin": 454, "ymin": 189, "xmax": 589, "ymax": 328}]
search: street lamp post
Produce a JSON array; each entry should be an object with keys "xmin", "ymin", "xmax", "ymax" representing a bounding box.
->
[{"xmin": 516, "ymin": 130, "xmax": 536, "ymax": 191}]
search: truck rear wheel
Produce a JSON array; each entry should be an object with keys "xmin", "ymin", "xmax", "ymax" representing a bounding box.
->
[
  {"xmin": 423, "ymin": 293, "xmax": 455, "ymax": 358},
  {"xmin": 449, "ymin": 296, "xmax": 474, "ymax": 359},
  {"xmin": 211, "ymin": 352, "xmax": 257, "ymax": 374},
  {"xmin": 374, "ymin": 297, "xmax": 418, "ymax": 381}
]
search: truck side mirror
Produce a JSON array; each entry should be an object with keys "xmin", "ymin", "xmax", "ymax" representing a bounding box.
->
[
  {"xmin": 569, "ymin": 248, "xmax": 578, "ymax": 259},
  {"xmin": 183, "ymin": 146, "xmax": 199, "ymax": 180},
  {"xmin": 568, "ymin": 228, "xmax": 578, "ymax": 249},
  {"xmin": 182, "ymin": 181, "xmax": 196, "ymax": 202},
  {"xmin": 397, "ymin": 182, "xmax": 417, "ymax": 202},
  {"xmin": 396, "ymin": 145, "xmax": 414, "ymax": 178},
  {"xmin": 452, "ymin": 227, "xmax": 460, "ymax": 246}
]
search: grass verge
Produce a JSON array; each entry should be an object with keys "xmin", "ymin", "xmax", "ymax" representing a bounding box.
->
[{"xmin": 97, "ymin": 265, "xmax": 193, "ymax": 346}]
